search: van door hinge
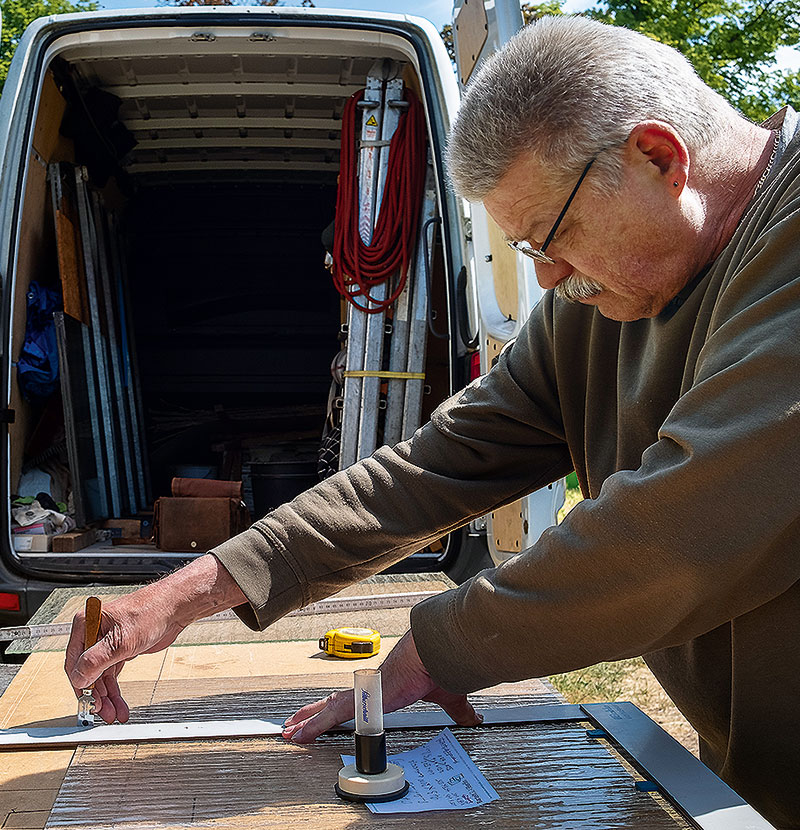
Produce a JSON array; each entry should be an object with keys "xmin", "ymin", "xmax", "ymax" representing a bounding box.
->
[{"xmin": 0, "ymin": 409, "xmax": 16, "ymax": 424}]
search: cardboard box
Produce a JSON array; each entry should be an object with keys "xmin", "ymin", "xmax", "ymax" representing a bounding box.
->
[{"xmin": 13, "ymin": 534, "xmax": 52, "ymax": 552}]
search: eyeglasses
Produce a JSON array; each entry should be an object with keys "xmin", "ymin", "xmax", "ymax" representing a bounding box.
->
[{"xmin": 506, "ymin": 156, "xmax": 597, "ymax": 265}]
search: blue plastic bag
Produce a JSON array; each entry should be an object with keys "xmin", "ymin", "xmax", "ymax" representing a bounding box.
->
[{"xmin": 18, "ymin": 282, "xmax": 63, "ymax": 402}]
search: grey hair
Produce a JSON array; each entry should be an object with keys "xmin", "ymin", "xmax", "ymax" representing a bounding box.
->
[{"xmin": 446, "ymin": 16, "xmax": 740, "ymax": 200}]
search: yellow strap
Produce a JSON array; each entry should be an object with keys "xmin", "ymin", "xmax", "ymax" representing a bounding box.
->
[{"xmin": 343, "ymin": 370, "xmax": 426, "ymax": 380}]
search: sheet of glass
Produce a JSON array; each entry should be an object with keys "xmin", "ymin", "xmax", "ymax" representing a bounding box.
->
[{"xmin": 44, "ymin": 720, "xmax": 693, "ymax": 829}]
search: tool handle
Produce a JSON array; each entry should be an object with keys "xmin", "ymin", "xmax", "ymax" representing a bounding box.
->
[{"xmin": 83, "ymin": 596, "xmax": 102, "ymax": 654}]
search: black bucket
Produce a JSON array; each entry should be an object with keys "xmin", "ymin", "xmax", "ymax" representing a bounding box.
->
[{"xmin": 249, "ymin": 461, "xmax": 319, "ymax": 519}]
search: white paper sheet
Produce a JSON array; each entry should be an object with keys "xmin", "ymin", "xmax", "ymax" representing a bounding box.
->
[{"xmin": 341, "ymin": 727, "xmax": 499, "ymax": 814}]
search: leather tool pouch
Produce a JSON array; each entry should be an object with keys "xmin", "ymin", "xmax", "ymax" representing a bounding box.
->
[
  {"xmin": 170, "ymin": 477, "xmax": 243, "ymax": 500},
  {"xmin": 154, "ymin": 487, "xmax": 249, "ymax": 552}
]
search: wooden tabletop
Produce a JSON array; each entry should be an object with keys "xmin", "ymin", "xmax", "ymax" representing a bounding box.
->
[{"xmin": 0, "ymin": 575, "xmax": 693, "ymax": 830}]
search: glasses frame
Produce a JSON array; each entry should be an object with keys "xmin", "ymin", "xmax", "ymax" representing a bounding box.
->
[{"xmin": 506, "ymin": 156, "xmax": 597, "ymax": 265}]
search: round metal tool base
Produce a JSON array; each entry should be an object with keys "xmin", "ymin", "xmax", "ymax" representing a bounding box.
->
[{"xmin": 335, "ymin": 762, "xmax": 409, "ymax": 802}]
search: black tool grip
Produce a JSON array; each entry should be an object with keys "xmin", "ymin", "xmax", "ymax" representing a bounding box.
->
[{"xmin": 355, "ymin": 731, "xmax": 387, "ymax": 775}]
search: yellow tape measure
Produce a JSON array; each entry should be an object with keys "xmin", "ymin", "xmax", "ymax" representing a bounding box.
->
[{"xmin": 318, "ymin": 627, "xmax": 381, "ymax": 659}]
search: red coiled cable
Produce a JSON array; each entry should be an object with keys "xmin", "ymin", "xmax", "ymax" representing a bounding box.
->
[{"xmin": 331, "ymin": 87, "xmax": 427, "ymax": 313}]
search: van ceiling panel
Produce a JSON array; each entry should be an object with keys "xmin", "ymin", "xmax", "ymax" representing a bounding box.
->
[
  {"xmin": 78, "ymin": 53, "xmax": 363, "ymax": 87},
  {"xmin": 58, "ymin": 31, "xmax": 417, "ymax": 177}
]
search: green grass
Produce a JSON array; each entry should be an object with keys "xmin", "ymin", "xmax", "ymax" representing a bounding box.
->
[
  {"xmin": 550, "ymin": 658, "xmax": 644, "ymax": 703},
  {"xmin": 553, "ymin": 483, "xmax": 636, "ymax": 703},
  {"xmin": 548, "ymin": 480, "xmax": 696, "ymax": 753},
  {"xmin": 557, "ymin": 484, "xmax": 583, "ymax": 524}
]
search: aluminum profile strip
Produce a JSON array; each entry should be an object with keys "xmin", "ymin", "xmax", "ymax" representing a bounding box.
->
[
  {"xmin": 382, "ymin": 263, "xmax": 411, "ymax": 445},
  {"xmin": 358, "ymin": 702, "xmax": 584, "ymax": 732},
  {"xmin": 401, "ymin": 162, "xmax": 438, "ymax": 440},
  {"xmin": 79, "ymin": 324, "xmax": 108, "ymax": 518},
  {"xmin": 0, "ymin": 704, "xmax": 583, "ymax": 750},
  {"xmin": 73, "ymin": 168, "xmax": 118, "ymax": 516},
  {"xmin": 75, "ymin": 167, "xmax": 122, "ymax": 516},
  {"xmin": 106, "ymin": 211, "xmax": 148, "ymax": 506},
  {"xmin": 384, "ymin": 162, "xmax": 435, "ymax": 445},
  {"xmin": 0, "ymin": 590, "xmax": 442, "ymax": 643},
  {"xmin": 340, "ymin": 68, "xmax": 383, "ymax": 469},
  {"xmin": 583, "ymin": 702, "xmax": 776, "ymax": 830},
  {"xmin": 90, "ymin": 192, "xmax": 137, "ymax": 515},
  {"xmin": 53, "ymin": 313, "xmax": 90, "ymax": 526},
  {"xmin": 0, "ymin": 719, "xmax": 285, "ymax": 750}
]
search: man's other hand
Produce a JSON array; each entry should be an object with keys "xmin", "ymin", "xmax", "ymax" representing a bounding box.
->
[{"xmin": 282, "ymin": 629, "xmax": 483, "ymax": 743}]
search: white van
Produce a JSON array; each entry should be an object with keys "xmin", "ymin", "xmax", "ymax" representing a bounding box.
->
[{"xmin": 0, "ymin": 2, "xmax": 565, "ymax": 626}]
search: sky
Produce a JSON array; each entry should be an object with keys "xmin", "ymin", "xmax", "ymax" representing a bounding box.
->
[{"xmin": 90, "ymin": 0, "xmax": 800, "ymax": 71}]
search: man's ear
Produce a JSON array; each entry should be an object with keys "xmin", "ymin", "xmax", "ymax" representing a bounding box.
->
[{"xmin": 626, "ymin": 121, "xmax": 690, "ymax": 197}]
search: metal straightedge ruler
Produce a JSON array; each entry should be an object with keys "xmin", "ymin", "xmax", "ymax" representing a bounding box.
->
[{"xmin": 0, "ymin": 590, "xmax": 440, "ymax": 643}]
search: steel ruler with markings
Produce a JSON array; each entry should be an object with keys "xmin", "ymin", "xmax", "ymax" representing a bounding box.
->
[{"xmin": 0, "ymin": 590, "xmax": 439, "ymax": 643}]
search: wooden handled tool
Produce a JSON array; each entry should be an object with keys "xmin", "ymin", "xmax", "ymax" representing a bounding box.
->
[
  {"xmin": 83, "ymin": 596, "xmax": 102, "ymax": 658},
  {"xmin": 77, "ymin": 596, "xmax": 102, "ymax": 727}
]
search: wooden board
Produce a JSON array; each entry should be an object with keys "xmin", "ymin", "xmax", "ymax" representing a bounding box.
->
[
  {"xmin": 53, "ymin": 205, "xmax": 90, "ymax": 325},
  {"xmin": 491, "ymin": 499, "xmax": 523, "ymax": 553},
  {"xmin": 51, "ymin": 530, "xmax": 96, "ymax": 554},
  {"xmin": 32, "ymin": 74, "xmax": 69, "ymax": 165},
  {"xmin": 10, "ymin": 71, "xmax": 74, "ymax": 495},
  {"xmin": 486, "ymin": 214, "xmax": 519, "ymax": 321},
  {"xmin": 9, "ymin": 156, "xmax": 49, "ymax": 496},
  {"xmin": 454, "ymin": 0, "xmax": 489, "ymax": 85},
  {"xmin": 484, "ymin": 337, "xmax": 524, "ymax": 554}
]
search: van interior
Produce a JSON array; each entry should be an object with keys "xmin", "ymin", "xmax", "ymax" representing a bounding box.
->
[{"xmin": 10, "ymin": 22, "xmax": 455, "ymax": 580}]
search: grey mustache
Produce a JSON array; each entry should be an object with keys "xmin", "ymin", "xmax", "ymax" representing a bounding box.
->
[{"xmin": 555, "ymin": 273, "xmax": 604, "ymax": 302}]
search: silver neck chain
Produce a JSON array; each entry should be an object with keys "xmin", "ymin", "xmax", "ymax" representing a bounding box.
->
[{"xmin": 754, "ymin": 130, "xmax": 780, "ymax": 197}]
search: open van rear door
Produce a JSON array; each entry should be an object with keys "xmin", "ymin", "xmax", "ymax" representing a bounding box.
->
[{"xmin": 452, "ymin": 0, "xmax": 566, "ymax": 565}]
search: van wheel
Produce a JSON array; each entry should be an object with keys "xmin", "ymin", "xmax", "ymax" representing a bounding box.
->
[{"xmin": 442, "ymin": 529, "xmax": 494, "ymax": 585}]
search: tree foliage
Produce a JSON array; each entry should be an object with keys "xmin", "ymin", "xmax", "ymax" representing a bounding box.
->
[
  {"xmin": 442, "ymin": 1, "xmax": 562, "ymax": 62},
  {"xmin": 589, "ymin": 0, "xmax": 800, "ymax": 120},
  {"xmin": 443, "ymin": 0, "xmax": 800, "ymax": 121},
  {"xmin": 1, "ymin": 0, "xmax": 98, "ymax": 92}
]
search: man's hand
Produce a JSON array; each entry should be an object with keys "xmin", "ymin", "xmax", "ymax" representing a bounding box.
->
[
  {"xmin": 282, "ymin": 629, "xmax": 483, "ymax": 743},
  {"xmin": 65, "ymin": 592, "xmax": 187, "ymax": 723},
  {"xmin": 64, "ymin": 554, "xmax": 247, "ymax": 723}
]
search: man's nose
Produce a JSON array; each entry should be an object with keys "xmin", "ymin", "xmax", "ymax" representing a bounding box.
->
[{"xmin": 534, "ymin": 257, "xmax": 574, "ymax": 290}]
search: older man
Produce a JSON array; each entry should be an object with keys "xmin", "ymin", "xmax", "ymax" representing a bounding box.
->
[{"xmin": 66, "ymin": 17, "xmax": 800, "ymax": 828}]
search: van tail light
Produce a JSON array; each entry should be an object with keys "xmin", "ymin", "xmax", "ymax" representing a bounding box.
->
[
  {"xmin": 469, "ymin": 351, "xmax": 481, "ymax": 381},
  {"xmin": 0, "ymin": 592, "xmax": 20, "ymax": 612}
]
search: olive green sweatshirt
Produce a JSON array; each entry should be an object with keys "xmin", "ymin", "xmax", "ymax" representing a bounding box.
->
[{"xmin": 213, "ymin": 113, "xmax": 800, "ymax": 827}]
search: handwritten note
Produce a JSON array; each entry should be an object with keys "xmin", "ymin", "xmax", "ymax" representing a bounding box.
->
[{"xmin": 341, "ymin": 728, "xmax": 499, "ymax": 813}]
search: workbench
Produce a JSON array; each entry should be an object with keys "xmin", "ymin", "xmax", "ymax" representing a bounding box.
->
[{"xmin": 0, "ymin": 575, "xmax": 775, "ymax": 829}]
